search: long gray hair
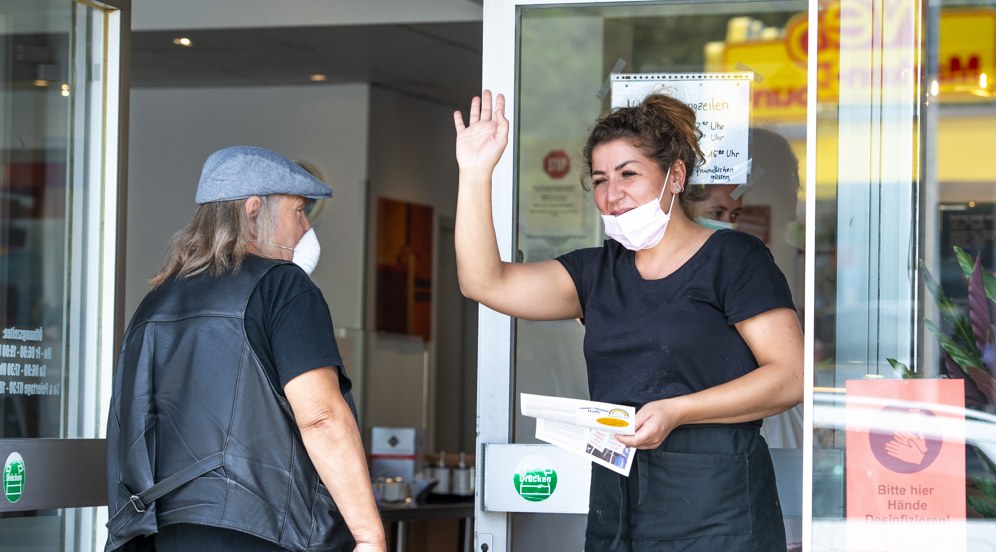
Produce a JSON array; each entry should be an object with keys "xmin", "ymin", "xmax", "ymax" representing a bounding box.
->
[{"xmin": 149, "ymin": 195, "xmax": 281, "ymax": 287}]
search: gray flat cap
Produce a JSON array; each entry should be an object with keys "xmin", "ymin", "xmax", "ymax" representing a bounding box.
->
[{"xmin": 195, "ymin": 145, "xmax": 332, "ymax": 204}]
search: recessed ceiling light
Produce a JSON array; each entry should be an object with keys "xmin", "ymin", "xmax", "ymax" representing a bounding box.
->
[
  {"xmin": 60, "ymin": 83, "xmax": 70, "ymax": 97},
  {"xmin": 309, "ymin": 74, "xmax": 328, "ymax": 82},
  {"xmin": 173, "ymin": 37, "xmax": 193, "ymax": 47}
]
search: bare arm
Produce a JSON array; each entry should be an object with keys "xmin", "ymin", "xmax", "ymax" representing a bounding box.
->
[
  {"xmin": 285, "ymin": 367, "xmax": 386, "ymax": 552},
  {"xmin": 454, "ymin": 90, "xmax": 581, "ymax": 320},
  {"xmin": 616, "ymin": 308, "xmax": 803, "ymax": 449}
]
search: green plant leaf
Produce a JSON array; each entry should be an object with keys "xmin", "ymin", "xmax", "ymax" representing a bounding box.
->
[
  {"xmin": 975, "ymin": 446, "xmax": 996, "ymax": 481},
  {"xmin": 926, "ymin": 320, "xmax": 983, "ymax": 370},
  {"xmin": 955, "ymin": 246, "xmax": 974, "ymax": 278},
  {"xmin": 950, "ymin": 314, "xmax": 982, "ymax": 360},
  {"xmin": 886, "ymin": 358, "xmax": 918, "ymax": 378},
  {"xmin": 969, "ymin": 446, "xmax": 996, "ymax": 519},
  {"xmin": 969, "ymin": 495, "xmax": 996, "ymax": 518},
  {"xmin": 922, "ymin": 260, "xmax": 961, "ymax": 317},
  {"xmin": 921, "ymin": 260, "xmax": 978, "ymax": 348},
  {"xmin": 955, "ymin": 246, "xmax": 996, "ymax": 303},
  {"xmin": 969, "ymin": 466, "xmax": 996, "ymax": 518},
  {"xmin": 968, "ymin": 254, "xmax": 996, "ymax": 377}
]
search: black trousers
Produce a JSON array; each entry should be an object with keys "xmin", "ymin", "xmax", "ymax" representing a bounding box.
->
[{"xmin": 155, "ymin": 523, "xmax": 289, "ymax": 552}]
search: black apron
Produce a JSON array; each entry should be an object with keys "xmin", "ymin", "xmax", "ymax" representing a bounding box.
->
[{"xmin": 585, "ymin": 424, "xmax": 786, "ymax": 552}]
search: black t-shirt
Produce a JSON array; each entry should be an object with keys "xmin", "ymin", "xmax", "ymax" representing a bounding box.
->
[
  {"xmin": 556, "ymin": 230, "xmax": 795, "ymax": 410},
  {"xmin": 244, "ymin": 261, "xmax": 349, "ymax": 396}
]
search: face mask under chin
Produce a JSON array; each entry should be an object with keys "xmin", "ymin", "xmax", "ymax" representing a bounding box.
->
[{"xmin": 599, "ymin": 167, "xmax": 674, "ymax": 251}]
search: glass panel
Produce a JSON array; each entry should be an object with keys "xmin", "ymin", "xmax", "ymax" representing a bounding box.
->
[
  {"xmin": 514, "ymin": 2, "xmax": 807, "ymax": 550},
  {"xmin": 811, "ymin": 0, "xmax": 996, "ymax": 549},
  {"xmin": 929, "ymin": 0, "xmax": 996, "ymax": 547},
  {"xmin": 0, "ymin": 0, "xmax": 72, "ymax": 440},
  {"xmin": 515, "ymin": 0, "xmax": 809, "ymax": 432},
  {"xmin": 0, "ymin": 0, "xmax": 109, "ymax": 549},
  {"xmin": 811, "ymin": 0, "xmax": 925, "ymax": 545}
]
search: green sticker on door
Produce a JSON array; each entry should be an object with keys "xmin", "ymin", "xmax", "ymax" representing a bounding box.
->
[
  {"xmin": 4, "ymin": 452, "xmax": 25, "ymax": 503},
  {"xmin": 513, "ymin": 455, "xmax": 557, "ymax": 502}
]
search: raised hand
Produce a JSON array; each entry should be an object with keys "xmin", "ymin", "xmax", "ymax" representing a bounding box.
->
[{"xmin": 453, "ymin": 90, "xmax": 509, "ymax": 174}]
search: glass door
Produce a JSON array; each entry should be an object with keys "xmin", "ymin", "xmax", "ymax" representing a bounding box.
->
[
  {"xmin": 0, "ymin": 1, "xmax": 128, "ymax": 550},
  {"xmin": 809, "ymin": 1, "xmax": 996, "ymax": 550},
  {"xmin": 481, "ymin": 0, "xmax": 996, "ymax": 550},
  {"xmin": 480, "ymin": 1, "xmax": 812, "ymax": 550}
]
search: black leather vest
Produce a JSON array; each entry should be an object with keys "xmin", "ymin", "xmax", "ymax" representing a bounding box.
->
[{"xmin": 105, "ymin": 256, "xmax": 354, "ymax": 552}]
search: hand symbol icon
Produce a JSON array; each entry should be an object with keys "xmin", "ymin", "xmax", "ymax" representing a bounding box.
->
[{"xmin": 884, "ymin": 429, "xmax": 927, "ymax": 465}]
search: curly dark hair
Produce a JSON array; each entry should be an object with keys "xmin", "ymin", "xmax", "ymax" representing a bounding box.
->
[{"xmin": 582, "ymin": 94, "xmax": 705, "ymax": 211}]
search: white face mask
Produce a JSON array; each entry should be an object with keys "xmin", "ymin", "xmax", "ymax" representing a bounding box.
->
[
  {"xmin": 290, "ymin": 228, "xmax": 321, "ymax": 275},
  {"xmin": 600, "ymin": 167, "xmax": 675, "ymax": 251},
  {"xmin": 696, "ymin": 217, "xmax": 737, "ymax": 231},
  {"xmin": 268, "ymin": 227, "xmax": 321, "ymax": 275}
]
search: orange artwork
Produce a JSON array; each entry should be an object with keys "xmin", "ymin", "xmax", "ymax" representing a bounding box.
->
[{"xmin": 375, "ymin": 198, "xmax": 433, "ymax": 341}]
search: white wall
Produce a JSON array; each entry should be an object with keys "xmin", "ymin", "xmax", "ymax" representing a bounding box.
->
[
  {"xmin": 126, "ymin": 83, "xmax": 370, "ymax": 329},
  {"xmin": 364, "ymin": 84, "xmax": 461, "ymax": 338},
  {"xmin": 365, "ymin": 85, "xmax": 459, "ymax": 311},
  {"xmin": 363, "ymin": 86, "xmax": 464, "ymax": 450},
  {"xmin": 131, "ymin": 0, "xmax": 482, "ymax": 30}
]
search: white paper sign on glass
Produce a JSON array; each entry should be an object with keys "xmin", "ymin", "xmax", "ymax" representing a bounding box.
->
[{"xmin": 610, "ymin": 72, "xmax": 753, "ymax": 185}]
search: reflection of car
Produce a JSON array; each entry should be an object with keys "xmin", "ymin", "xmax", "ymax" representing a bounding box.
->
[{"xmin": 811, "ymin": 389, "xmax": 996, "ymax": 551}]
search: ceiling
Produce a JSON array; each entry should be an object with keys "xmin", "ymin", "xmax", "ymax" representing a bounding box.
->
[{"xmin": 129, "ymin": 22, "xmax": 483, "ymax": 109}]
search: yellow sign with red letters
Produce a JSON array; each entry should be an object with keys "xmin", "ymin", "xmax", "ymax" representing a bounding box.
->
[{"xmin": 710, "ymin": 3, "xmax": 996, "ymax": 123}]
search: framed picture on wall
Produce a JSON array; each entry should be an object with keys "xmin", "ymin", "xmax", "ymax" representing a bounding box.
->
[{"xmin": 375, "ymin": 197, "xmax": 433, "ymax": 341}]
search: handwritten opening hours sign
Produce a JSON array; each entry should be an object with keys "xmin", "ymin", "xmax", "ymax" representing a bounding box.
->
[{"xmin": 610, "ymin": 72, "xmax": 752, "ymax": 185}]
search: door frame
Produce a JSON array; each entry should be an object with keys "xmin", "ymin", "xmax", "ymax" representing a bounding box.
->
[
  {"xmin": 475, "ymin": 2, "xmax": 819, "ymax": 551},
  {"xmin": 0, "ymin": 1, "xmax": 129, "ymax": 551}
]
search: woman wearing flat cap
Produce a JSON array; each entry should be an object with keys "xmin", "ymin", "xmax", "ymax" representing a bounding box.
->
[{"xmin": 105, "ymin": 146, "xmax": 386, "ymax": 552}]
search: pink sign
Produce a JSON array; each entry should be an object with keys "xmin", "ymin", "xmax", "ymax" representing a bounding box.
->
[{"xmin": 845, "ymin": 379, "xmax": 966, "ymax": 551}]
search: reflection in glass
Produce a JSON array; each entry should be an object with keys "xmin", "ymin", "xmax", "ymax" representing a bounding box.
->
[
  {"xmin": 1, "ymin": 0, "xmax": 108, "ymax": 548},
  {"xmin": 812, "ymin": 0, "xmax": 996, "ymax": 549},
  {"xmin": 1, "ymin": 0, "xmax": 73, "ymax": 442}
]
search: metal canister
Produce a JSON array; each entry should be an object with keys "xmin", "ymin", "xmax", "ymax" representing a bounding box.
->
[
  {"xmin": 426, "ymin": 451, "xmax": 451, "ymax": 494},
  {"xmin": 451, "ymin": 451, "xmax": 473, "ymax": 496}
]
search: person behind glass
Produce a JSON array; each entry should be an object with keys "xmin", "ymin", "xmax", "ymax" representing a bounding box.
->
[
  {"xmin": 685, "ymin": 127, "xmax": 800, "ymax": 235},
  {"xmin": 453, "ymin": 91, "xmax": 803, "ymax": 551},
  {"xmin": 105, "ymin": 146, "xmax": 386, "ymax": 552},
  {"xmin": 684, "ymin": 183, "xmax": 742, "ymax": 230}
]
